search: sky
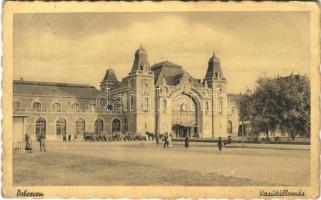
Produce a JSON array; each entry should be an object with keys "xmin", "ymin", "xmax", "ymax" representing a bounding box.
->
[{"xmin": 13, "ymin": 11, "xmax": 310, "ymax": 93}]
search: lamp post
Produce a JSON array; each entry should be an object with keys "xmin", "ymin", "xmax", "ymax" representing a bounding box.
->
[
  {"xmin": 156, "ymin": 87, "xmax": 160, "ymax": 144},
  {"xmin": 211, "ymin": 88, "xmax": 215, "ymax": 139},
  {"xmin": 241, "ymin": 120, "xmax": 244, "ymax": 148}
]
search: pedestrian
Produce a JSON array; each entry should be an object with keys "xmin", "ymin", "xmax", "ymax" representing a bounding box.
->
[
  {"xmin": 68, "ymin": 134, "xmax": 71, "ymax": 142},
  {"xmin": 24, "ymin": 133, "xmax": 32, "ymax": 153},
  {"xmin": 168, "ymin": 133, "xmax": 173, "ymax": 148},
  {"xmin": 163, "ymin": 132, "xmax": 169, "ymax": 148},
  {"xmin": 38, "ymin": 131, "xmax": 46, "ymax": 152},
  {"xmin": 184, "ymin": 131, "xmax": 189, "ymax": 148},
  {"xmin": 217, "ymin": 137, "xmax": 223, "ymax": 152},
  {"xmin": 63, "ymin": 133, "xmax": 66, "ymax": 142}
]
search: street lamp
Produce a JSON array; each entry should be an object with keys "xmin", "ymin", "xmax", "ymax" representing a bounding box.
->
[{"xmin": 241, "ymin": 120, "xmax": 244, "ymax": 148}]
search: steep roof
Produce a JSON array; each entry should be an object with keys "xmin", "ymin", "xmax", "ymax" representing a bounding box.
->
[
  {"xmin": 102, "ymin": 69, "xmax": 118, "ymax": 83},
  {"xmin": 131, "ymin": 44, "xmax": 150, "ymax": 73},
  {"xmin": 151, "ymin": 61, "xmax": 202, "ymax": 87},
  {"xmin": 13, "ymin": 80, "xmax": 102, "ymax": 99},
  {"xmin": 205, "ymin": 52, "xmax": 225, "ymax": 80}
]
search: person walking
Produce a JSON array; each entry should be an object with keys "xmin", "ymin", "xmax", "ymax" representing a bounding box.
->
[
  {"xmin": 62, "ymin": 133, "xmax": 66, "ymax": 142},
  {"xmin": 184, "ymin": 130, "xmax": 189, "ymax": 148},
  {"xmin": 168, "ymin": 133, "xmax": 173, "ymax": 148},
  {"xmin": 38, "ymin": 131, "xmax": 47, "ymax": 152},
  {"xmin": 217, "ymin": 137, "xmax": 223, "ymax": 152},
  {"xmin": 68, "ymin": 134, "xmax": 71, "ymax": 142},
  {"xmin": 163, "ymin": 132, "xmax": 169, "ymax": 148},
  {"xmin": 24, "ymin": 133, "xmax": 32, "ymax": 153}
]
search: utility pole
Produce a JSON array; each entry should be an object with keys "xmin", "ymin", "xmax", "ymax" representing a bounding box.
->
[
  {"xmin": 241, "ymin": 120, "xmax": 244, "ymax": 148},
  {"xmin": 156, "ymin": 87, "xmax": 160, "ymax": 144},
  {"xmin": 211, "ymin": 88, "xmax": 215, "ymax": 139}
]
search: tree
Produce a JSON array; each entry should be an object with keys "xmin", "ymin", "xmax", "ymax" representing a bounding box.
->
[
  {"xmin": 237, "ymin": 74, "xmax": 310, "ymax": 140},
  {"xmin": 276, "ymin": 75, "xmax": 310, "ymax": 140}
]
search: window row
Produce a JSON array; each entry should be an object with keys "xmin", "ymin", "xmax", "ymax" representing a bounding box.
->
[
  {"xmin": 13, "ymin": 101, "xmax": 97, "ymax": 112},
  {"xmin": 35, "ymin": 118, "xmax": 122, "ymax": 136}
]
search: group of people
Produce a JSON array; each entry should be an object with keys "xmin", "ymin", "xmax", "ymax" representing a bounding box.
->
[
  {"xmin": 24, "ymin": 131, "xmax": 46, "ymax": 153},
  {"xmin": 62, "ymin": 133, "xmax": 76, "ymax": 142},
  {"xmin": 162, "ymin": 132, "xmax": 190, "ymax": 149},
  {"xmin": 162, "ymin": 132, "xmax": 224, "ymax": 152},
  {"xmin": 24, "ymin": 130, "xmax": 225, "ymax": 153}
]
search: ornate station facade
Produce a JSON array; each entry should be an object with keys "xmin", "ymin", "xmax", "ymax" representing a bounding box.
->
[{"xmin": 13, "ymin": 45, "xmax": 239, "ymax": 142}]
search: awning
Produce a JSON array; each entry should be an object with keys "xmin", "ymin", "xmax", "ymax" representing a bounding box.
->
[{"xmin": 173, "ymin": 123, "xmax": 197, "ymax": 127}]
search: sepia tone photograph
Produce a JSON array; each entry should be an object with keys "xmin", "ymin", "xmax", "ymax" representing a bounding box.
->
[{"xmin": 2, "ymin": 1, "xmax": 320, "ymax": 198}]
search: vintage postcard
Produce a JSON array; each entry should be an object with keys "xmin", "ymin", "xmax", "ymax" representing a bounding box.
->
[{"xmin": 2, "ymin": 1, "xmax": 320, "ymax": 198}]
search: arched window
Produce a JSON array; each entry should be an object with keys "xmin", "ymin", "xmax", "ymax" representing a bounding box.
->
[
  {"xmin": 227, "ymin": 120, "xmax": 232, "ymax": 134},
  {"xmin": 163, "ymin": 99, "xmax": 167, "ymax": 111},
  {"xmin": 130, "ymin": 94, "xmax": 134, "ymax": 111},
  {"xmin": 33, "ymin": 102, "xmax": 42, "ymax": 111},
  {"xmin": 94, "ymin": 118, "xmax": 103, "ymax": 134},
  {"xmin": 13, "ymin": 101, "xmax": 21, "ymax": 110},
  {"xmin": 107, "ymin": 104, "xmax": 113, "ymax": 111},
  {"xmin": 76, "ymin": 118, "xmax": 85, "ymax": 135},
  {"xmin": 181, "ymin": 103, "xmax": 188, "ymax": 111},
  {"xmin": 36, "ymin": 118, "xmax": 46, "ymax": 137},
  {"xmin": 112, "ymin": 119, "xmax": 121, "ymax": 132},
  {"xmin": 56, "ymin": 118, "xmax": 66, "ymax": 135},
  {"xmin": 218, "ymin": 101, "xmax": 223, "ymax": 114},
  {"xmin": 53, "ymin": 103, "xmax": 61, "ymax": 112},
  {"xmin": 71, "ymin": 103, "xmax": 80, "ymax": 112},
  {"xmin": 143, "ymin": 96, "xmax": 149, "ymax": 111}
]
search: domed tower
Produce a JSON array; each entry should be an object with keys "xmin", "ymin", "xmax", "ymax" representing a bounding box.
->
[
  {"xmin": 100, "ymin": 68, "xmax": 118, "ymax": 91},
  {"xmin": 204, "ymin": 51, "xmax": 227, "ymax": 139},
  {"xmin": 204, "ymin": 51, "xmax": 225, "ymax": 87},
  {"xmin": 130, "ymin": 44, "xmax": 151, "ymax": 74},
  {"xmin": 127, "ymin": 44, "xmax": 155, "ymax": 135}
]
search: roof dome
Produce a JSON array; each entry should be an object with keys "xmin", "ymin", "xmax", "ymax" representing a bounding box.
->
[
  {"xmin": 135, "ymin": 43, "xmax": 147, "ymax": 55},
  {"xmin": 208, "ymin": 51, "xmax": 220, "ymax": 64},
  {"xmin": 131, "ymin": 44, "xmax": 150, "ymax": 73},
  {"xmin": 204, "ymin": 51, "xmax": 224, "ymax": 82}
]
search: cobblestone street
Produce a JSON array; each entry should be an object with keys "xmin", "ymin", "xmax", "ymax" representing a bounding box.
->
[{"xmin": 14, "ymin": 141, "xmax": 310, "ymax": 186}]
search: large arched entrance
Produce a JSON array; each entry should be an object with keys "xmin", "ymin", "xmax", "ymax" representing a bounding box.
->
[
  {"xmin": 94, "ymin": 118, "xmax": 103, "ymax": 134},
  {"xmin": 172, "ymin": 94, "xmax": 200, "ymax": 138},
  {"xmin": 76, "ymin": 118, "xmax": 85, "ymax": 135},
  {"xmin": 56, "ymin": 118, "xmax": 66, "ymax": 136},
  {"xmin": 112, "ymin": 119, "xmax": 121, "ymax": 132}
]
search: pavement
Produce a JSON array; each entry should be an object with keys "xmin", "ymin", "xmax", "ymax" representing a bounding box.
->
[{"xmin": 44, "ymin": 141, "xmax": 310, "ymax": 186}]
